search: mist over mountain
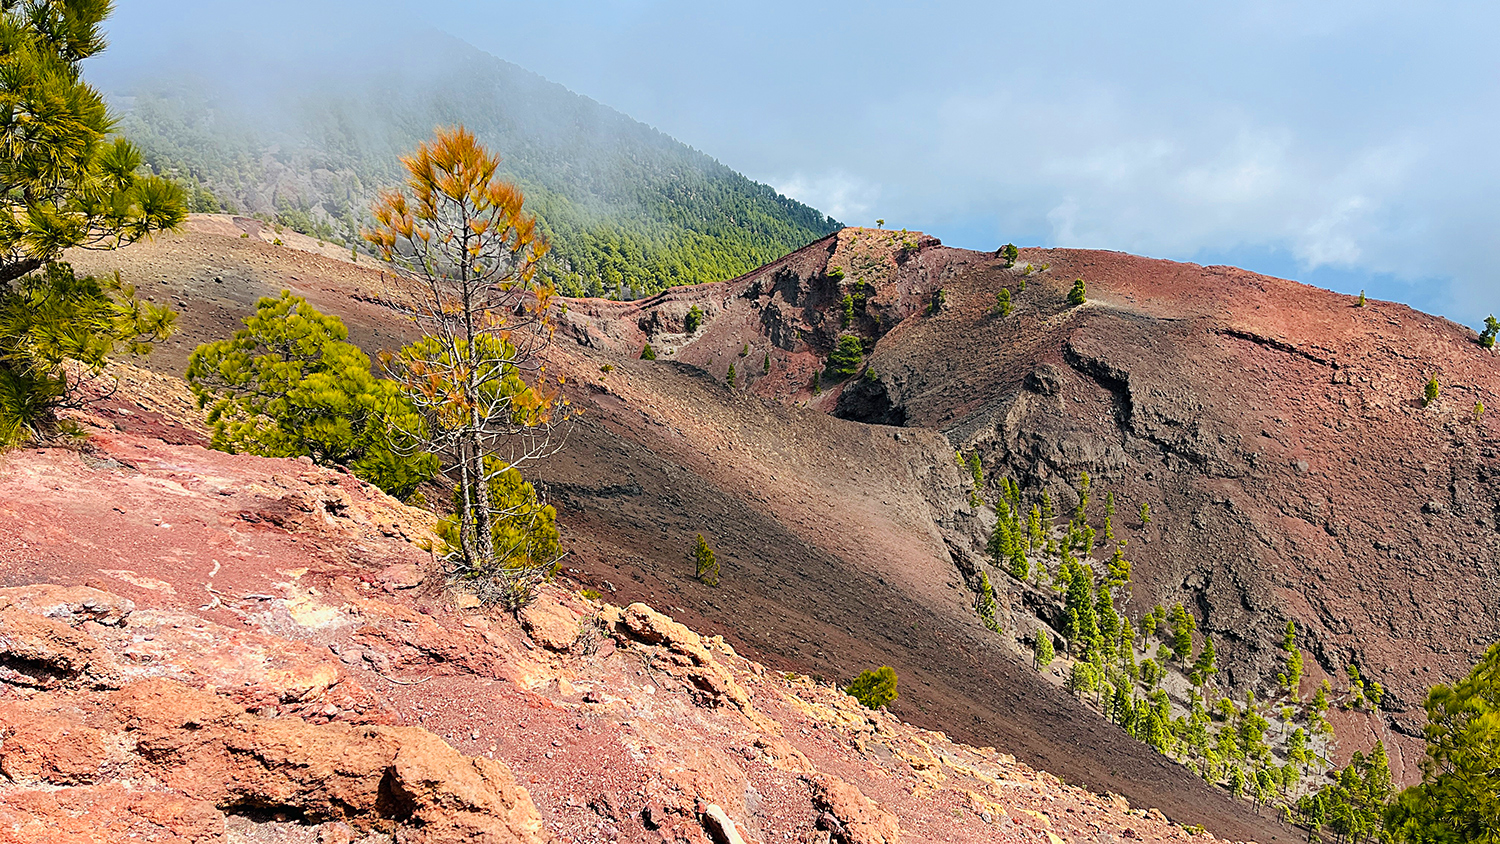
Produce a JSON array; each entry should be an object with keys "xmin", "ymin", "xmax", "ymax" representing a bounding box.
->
[{"xmin": 93, "ymin": 25, "xmax": 838, "ymax": 298}]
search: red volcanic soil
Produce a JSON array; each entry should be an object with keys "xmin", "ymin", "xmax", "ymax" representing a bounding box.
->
[
  {"xmin": 553, "ymin": 228, "xmax": 1499, "ymax": 786},
  {"xmin": 75, "ymin": 215, "xmax": 1481, "ymax": 841},
  {"xmin": 0, "ymin": 377, "xmax": 1260, "ymax": 844}
]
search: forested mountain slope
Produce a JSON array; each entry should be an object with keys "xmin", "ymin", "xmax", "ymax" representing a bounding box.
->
[{"xmin": 105, "ymin": 30, "xmax": 838, "ymax": 299}]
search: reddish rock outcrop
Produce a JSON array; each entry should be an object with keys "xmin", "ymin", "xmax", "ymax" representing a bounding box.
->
[
  {"xmin": 55, "ymin": 218, "xmax": 1323, "ymax": 839},
  {"xmin": 0, "ymin": 412, "xmax": 1259, "ymax": 843}
]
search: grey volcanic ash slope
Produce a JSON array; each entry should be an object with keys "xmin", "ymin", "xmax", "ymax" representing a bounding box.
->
[{"xmin": 573, "ymin": 226, "xmax": 1500, "ymax": 760}]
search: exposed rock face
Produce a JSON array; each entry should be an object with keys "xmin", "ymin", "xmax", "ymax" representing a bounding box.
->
[
  {"xmin": 843, "ymin": 246, "xmax": 1500, "ymax": 735},
  {"xmin": 808, "ymin": 773, "xmax": 902, "ymax": 844},
  {"xmin": 0, "ymin": 414, "xmax": 1259, "ymax": 844},
  {"xmin": 0, "ymin": 598, "xmax": 122, "ymax": 690},
  {"xmin": 119, "ymin": 679, "xmax": 547, "ymax": 843},
  {"xmin": 546, "ymin": 226, "xmax": 1498, "ymax": 772},
  {"xmin": 59, "ymin": 220, "xmax": 1304, "ymax": 839}
]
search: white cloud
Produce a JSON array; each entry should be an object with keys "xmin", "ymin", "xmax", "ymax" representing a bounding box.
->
[{"xmin": 770, "ymin": 172, "xmax": 880, "ymax": 225}]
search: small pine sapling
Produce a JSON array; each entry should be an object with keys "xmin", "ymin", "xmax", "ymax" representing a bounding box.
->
[
  {"xmin": 996, "ymin": 287, "xmax": 1013, "ymax": 317},
  {"xmin": 811, "ymin": 370, "xmax": 821, "ymax": 395},
  {"xmin": 739, "ymin": 343, "xmax": 749, "ymax": 357},
  {"xmin": 976, "ymin": 572, "xmax": 1000, "ymax": 632},
  {"xmin": 1140, "ymin": 502, "xmax": 1151, "ymax": 526},
  {"xmin": 826, "ymin": 335, "xmax": 864, "ymax": 379},
  {"xmin": 692, "ymin": 534, "xmax": 720, "ymax": 586},
  {"xmin": 967, "ymin": 452, "xmax": 984, "ymax": 489},
  {"xmin": 845, "ymin": 666, "xmax": 898, "ymax": 709},
  {"xmin": 927, "ymin": 288, "xmax": 946, "ymax": 315},
  {"xmin": 762, "ymin": 352, "xmax": 770, "ymax": 374},
  {"xmin": 684, "ymin": 305, "xmax": 703, "ymax": 333},
  {"xmin": 640, "ymin": 343, "xmax": 657, "ymax": 360},
  {"xmin": 1481, "ymin": 315, "xmax": 1499, "ymax": 348},
  {"xmin": 1033, "ymin": 633, "xmax": 1055, "ymax": 669},
  {"xmin": 1423, "ymin": 376, "xmax": 1440, "ymax": 407},
  {"xmin": 828, "ymin": 266, "xmax": 846, "ymax": 281},
  {"xmin": 1170, "ymin": 603, "xmax": 1196, "ymax": 662},
  {"xmin": 726, "ymin": 363, "xmax": 736, "ymax": 388},
  {"xmin": 1357, "ymin": 290, "xmax": 1367, "ymax": 307},
  {"xmin": 841, "ymin": 293, "xmax": 854, "ymax": 328},
  {"xmin": 1280, "ymin": 621, "xmax": 1303, "ymax": 698},
  {"xmin": 1067, "ymin": 278, "xmax": 1087, "ymax": 306}
]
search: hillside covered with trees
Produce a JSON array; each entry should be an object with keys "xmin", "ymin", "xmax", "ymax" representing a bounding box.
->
[{"xmin": 106, "ymin": 31, "xmax": 838, "ymax": 298}]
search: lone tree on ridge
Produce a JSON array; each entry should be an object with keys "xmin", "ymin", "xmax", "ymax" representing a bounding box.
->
[{"xmin": 365, "ymin": 125, "xmax": 568, "ymax": 607}]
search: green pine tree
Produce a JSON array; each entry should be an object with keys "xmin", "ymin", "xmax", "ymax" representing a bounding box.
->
[
  {"xmin": 826, "ymin": 334, "xmax": 864, "ymax": 379},
  {"xmin": 1064, "ymin": 562, "xmax": 1099, "ymax": 654},
  {"xmin": 1170, "ymin": 603, "xmax": 1196, "ymax": 662},
  {"xmin": 1281, "ymin": 620, "xmax": 1304, "ymax": 698},
  {"xmin": 996, "ymin": 287, "xmax": 1013, "ymax": 317},
  {"xmin": 641, "ymin": 343, "xmax": 657, "ymax": 360},
  {"xmin": 845, "ymin": 666, "xmax": 898, "ymax": 709},
  {"xmin": 186, "ymin": 292, "xmax": 437, "ymax": 500},
  {"xmin": 1192, "ymin": 635, "xmax": 1218, "ymax": 687},
  {"xmin": 692, "ymin": 533, "xmax": 721, "ymax": 586},
  {"xmin": 1067, "ymin": 278, "xmax": 1087, "ymax": 306},
  {"xmin": 976, "ymin": 572, "xmax": 1000, "ymax": 632},
  {"xmin": 1033, "ymin": 633, "xmax": 1055, "ymax": 669},
  {"xmin": 0, "ymin": 1, "xmax": 188, "ymax": 446}
]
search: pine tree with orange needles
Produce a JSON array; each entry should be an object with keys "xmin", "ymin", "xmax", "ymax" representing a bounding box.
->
[{"xmin": 365, "ymin": 126, "xmax": 569, "ymax": 606}]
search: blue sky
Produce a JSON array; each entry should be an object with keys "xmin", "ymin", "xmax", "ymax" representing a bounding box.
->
[{"xmin": 97, "ymin": 1, "xmax": 1500, "ymax": 328}]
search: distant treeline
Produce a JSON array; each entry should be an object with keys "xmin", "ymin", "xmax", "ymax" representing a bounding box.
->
[{"xmin": 113, "ymin": 45, "xmax": 838, "ymax": 298}]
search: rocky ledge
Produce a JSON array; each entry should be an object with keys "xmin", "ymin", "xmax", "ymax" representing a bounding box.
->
[{"xmin": 0, "ymin": 394, "xmax": 1251, "ymax": 843}]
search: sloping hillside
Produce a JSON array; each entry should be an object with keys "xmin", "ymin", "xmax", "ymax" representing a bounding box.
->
[
  {"xmin": 107, "ymin": 29, "xmax": 838, "ymax": 298},
  {"xmin": 0, "ymin": 367, "xmax": 1257, "ymax": 844},
  {"xmin": 563, "ymin": 226, "xmax": 1500, "ymax": 786},
  {"xmin": 65, "ymin": 218, "xmax": 1298, "ymax": 841}
]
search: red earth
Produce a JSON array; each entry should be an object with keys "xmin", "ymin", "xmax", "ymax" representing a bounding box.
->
[{"xmin": 53, "ymin": 214, "xmax": 1495, "ymax": 838}]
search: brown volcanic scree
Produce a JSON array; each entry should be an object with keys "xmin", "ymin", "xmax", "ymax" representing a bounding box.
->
[{"xmin": 58, "ymin": 216, "xmax": 1500, "ymax": 838}]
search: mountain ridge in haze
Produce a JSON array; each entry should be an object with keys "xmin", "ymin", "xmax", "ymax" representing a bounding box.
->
[{"xmin": 103, "ymin": 28, "xmax": 838, "ymax": 299}]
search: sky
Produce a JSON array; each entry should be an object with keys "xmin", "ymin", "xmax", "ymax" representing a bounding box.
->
[{"xmin": 96, "ymin": 1, "xmax": 1500, "ymax": 328}]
